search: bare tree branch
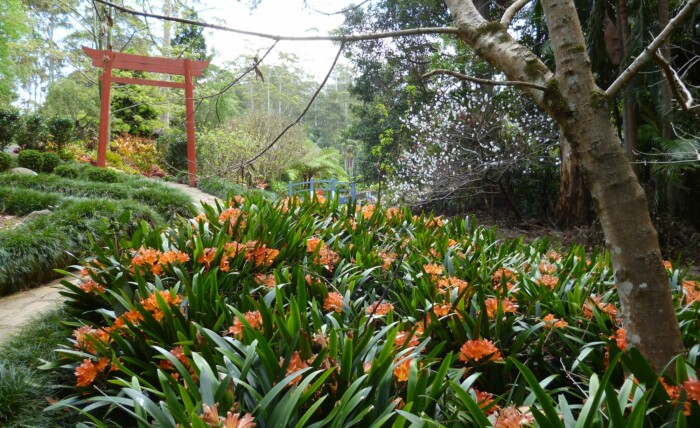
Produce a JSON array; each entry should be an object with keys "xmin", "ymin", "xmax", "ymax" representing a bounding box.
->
[
  {"xmin": 237, "ymin": 42, "xmax": 346, "ymax": 169},
  {"xmin": 654, "ymin": 50, "xmax": 698, "ymax": 114},
  {"xmin": 605, "ymin": 0, "xmax": 700, "ymax": 97},
  {"xmin": 500, "ymin": 0, "xmax": 531, "ymax": 28},
  {"xmin": 93, "ymin": 0, "xmax": 460, "ymax": 41},
  {"xmin": 423, "ymin": 69, "xmax": 547, "ymax": 91}
]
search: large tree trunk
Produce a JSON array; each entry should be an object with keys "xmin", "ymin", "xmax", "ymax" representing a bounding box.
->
[
  {"xmin": 444, "ymin": 0, "xmax": 684, "ymax": 370},
  {"xmin": 556, "ymin": 129, "xmax": 588, "ymax": 227}
]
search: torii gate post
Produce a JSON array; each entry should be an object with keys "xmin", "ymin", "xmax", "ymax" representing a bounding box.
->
[{"xmin": 83, "ymin": 46, "xmax": 209, "ymax": 187}]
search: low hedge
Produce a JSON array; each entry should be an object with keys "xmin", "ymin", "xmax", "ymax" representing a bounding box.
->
[
  {"xmin": 0, "ymin": 198, "xmax": 163, "ymax": 296},
  {"xmin": 0, "ymin": 171, "xmax": 193, "ymax": 219},
  {"xmin": 0, "ymin": 187, "xmax": 61, "ymax": 216}
]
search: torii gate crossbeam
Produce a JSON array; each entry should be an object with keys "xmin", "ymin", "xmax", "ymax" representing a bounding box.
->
[{"xmin": 83, "ymin": 46, "xmax": 210, "ymax": 187}]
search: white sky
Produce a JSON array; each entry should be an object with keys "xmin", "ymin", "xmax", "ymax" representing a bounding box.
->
[{"xmin": 197, "ymin": 0, "xmax": 354, "ymax": 80}]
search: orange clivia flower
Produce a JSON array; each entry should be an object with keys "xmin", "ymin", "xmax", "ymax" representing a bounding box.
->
[
  {"xmin": 424, "ymin": 263, "xmax": 444, "ymax": 276},
  {"xmin": 75, "ymin": 357, "xmax": 109, "ymax": 387},
  {"xmin": 253, "ymin": 273, "xmax": 276, "ymax": 288},
  {"xmin": 683, "ymin": 378, "xmax": 700, "ymax": 404},
  {"xmin": 583, "ymin": 294, "xmax": 618, "ymax": 319},
  {"xmin": 224, "ymin": 241, "xmax": 245, "ymax": 257},
  {"xmin": 492, "ymin": 268, "xmax": 517, "ymax": 291},
  {"xmin": 393, "ymin": 357, "xmax": 413, "ymax": 382},
  {"xmin": 432, "ymin": 303, "xmax": 452, "ymax": 317},
  {"xmin": 546, "ymin": 251, "xmax": 562, "ymax": 262},
  {"xmin": 219, "ymin": 208, "xmax": 246, "ymax": 231},
  {"xmin": 132, "ymin": 246, "xmax": 161, "ymax": 267},
  {"xmin": 112, "ymin": 309, "xmax": 144, "ymax": 330},
  {"xmin": 682, "ymin": 280, "xmax": 700, "ymax": 305},
  {"xmin": 228, "ymin": 195, "xmax": 246, "ymax": 207},
  {"xmin": 73, "ymin": 325, "xmax": 111, "ymax": 353},
  {"xmin": 436, "ymin": 276, "xmax": 469, "ymax": 295},
  {"xmin": 228, "ymin": 310, "xmax": 264, "ymax": 338},
  {"xmin": 78, "ymin": 279, "xmax": 105, "ymax": 294},
  {"xmin": 458, "ymin": 339, "xmax": 503, "ymax": 363},
  {"xmin": 361, "ymin": 204, "xmax": 375, "ymax": 220},
  {"xmin": 385, "ymin": 206, "xmax": 401, "ymax": 220},
  {"xmin": 158, "ymin": 250, "xmax": 190, "ymax": 266},
  {"xmin": 197, "ymin": 247, "xmax": 218, "ymax": 269},
  {"xmin": 473, "ymin": 388, "xmax": 498, "ymax": 414},
  {"xmin": 542, "ymin": 313, "xmax": 568, "ymax": 329},
  {"xmin": 394, "ymin": 330, "xmax": 420, "ymax": 349},
  {"xmin": 323, "ymin": 292, "xmax": 344, "ymax": 313},
  {"xmin": 306, "ymin": 237, "xmax": 323, "ymax": 253},
  {"xmin": 663, "ymin": 260, "xmax": 673, "ymax": 270},
  {"xmin": 611, "ymin": 328, "xmax": 627, "ymax": 351},
  {"xmin": 536, "ymin": 274, "xmax": 558, "ymax": 290},
  {"xmin": 538, "ymin": 262, "xmax": 557, "ymax": 275},
  {"xmin": 366, "ymin": 301, "xmax": 394, "ymax": 316},
  {"xmin": 492, "ymin": 405, "xmax": 535, "ymax": 428},
  {"xmin": 425, "ymin": 216, "xmax": 444, "ymax": 228},
  {"xmin": 140, "ymin": 290, "xmax": 182, "ymax": 312},
  {"xmin": 222, "ymin": 412, "xmax": 256, "ymax": 428},
  {"xmin": 484, "ymin": 298, "xmax": 517, "ymax": 318},
  {"xmin": 281, "ymin": 351, "xmax": 309, "ymax": 386},
  {"xmin": 379, "ymin": 251, "xmax": 397, "ymax": 271}
]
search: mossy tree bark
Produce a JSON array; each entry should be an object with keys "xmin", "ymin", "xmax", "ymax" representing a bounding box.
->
[{"xmin": 444, "ymin": 0, "xmax": 685, "ymax": 370}]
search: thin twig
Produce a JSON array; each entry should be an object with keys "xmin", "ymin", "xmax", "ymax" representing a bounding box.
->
[
  {"xmin": 312, "ymin": 0, "xmax": 372, "ymax": 16},
  {"xmin": 423, "ymin": 69, "xmax": 547, "ymax": 91},
  {"xmin": 93, "ymin": 0, "xmax": 461, "ymax": 42},
  {"xmin": 236, "ymin": 42, "xmax": 346, "ymax": 169}
]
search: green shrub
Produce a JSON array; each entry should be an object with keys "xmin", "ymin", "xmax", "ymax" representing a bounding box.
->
[
  {"xmin": 47, "ymin": 116, "xmax": 74, "ymax": 152},
  {"xmin": 0, "ymin": 153, "xmax": 12, "ymax": 172},
  {"xmin": 0, "ymin": 108, "xmax": 20, "ymax": 150},
  {"xmin": 162, "ymin": 133, "xmax": 188, "ymax": 174},
  {"xmin": 17, "ymin": 150, "xmax": 43, "ymax": 171},
  {"xmin": 0, "ymin": 187, "xmax": 60, "ymax": 215},
  {"xmin": 15, "ymin": 113, "xmax": 48, "ymax": 150},
  {"xmin": 53, "ymin": 163, "xmax": 80, "ymax": 179},
  {"xmin": 81, "ymin": 166, "xmax": 121, "ymax": 183},
  {"xmin": 40, "ymin": 152, "xmax": 61, "ymax": 173}
]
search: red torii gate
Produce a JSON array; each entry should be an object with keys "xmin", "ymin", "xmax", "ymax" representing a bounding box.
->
[{"xmin": 82, "ymin": 46, "xmax": 210, "ymax": 187}]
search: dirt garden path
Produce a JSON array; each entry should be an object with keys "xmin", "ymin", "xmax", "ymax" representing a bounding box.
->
[{"xmin": 0, "ymin": 181, "xmax": 219, "ymax": 343}]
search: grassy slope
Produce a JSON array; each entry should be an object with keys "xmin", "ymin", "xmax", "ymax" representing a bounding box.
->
[{"xmin": 0, "ymin": 308, "xmax": 79, "ymax": 427}]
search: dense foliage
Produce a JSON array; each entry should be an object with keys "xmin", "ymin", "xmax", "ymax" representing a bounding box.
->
[{"xmin": 49, "ymin": 194, "xmax": 700, "ymax": 426}]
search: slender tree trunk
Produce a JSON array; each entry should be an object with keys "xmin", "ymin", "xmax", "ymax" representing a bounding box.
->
[
  {"xmin": 657, "ymin": 0, "xmax": 677, "ymax": 217},
  {"xmin": 556, "ymin": 129, "xmax": 588, "ymax": 227},
  {"xmin": 617, "ymin": 0, "xmax": 638, "ymax": 161},
  {"xmin": 444, "ymin": 0, "xmax": 684, "ymax": 370}
]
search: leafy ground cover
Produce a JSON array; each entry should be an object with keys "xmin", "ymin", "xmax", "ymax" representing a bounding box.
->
[
  {"xmin": 0, "ymin": 165, "xmax": 193, "ymax": 295},
  {"xmin": 0, "ymin": 307, "xmax": 81, "ymax": 427},
  {"xmin": 46, "ymin": 194, "xmax": 700, "ymax": 426}
]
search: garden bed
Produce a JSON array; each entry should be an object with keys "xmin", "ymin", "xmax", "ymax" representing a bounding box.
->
[{"xmin": 39, "ymin": 194, "xmax": 700, "ymax": 426}]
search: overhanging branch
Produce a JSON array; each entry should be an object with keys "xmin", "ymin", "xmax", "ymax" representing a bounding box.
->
[
  {"xmin": 423, "ymin": 69, "xmax": 547, "ymax": 91},
  {"xmin": 237, "ymin": 43, "xmax": 346, "ymax": 169},
  {"xmin": 94, "ymin": 0, "xmax": 461, "ymax": 42},
  {"xmin": 501, "ymin": 0, "xmax": 532, "ymax": 28},
  {"xmin": 605, "ymin": 0, "xmax": 700, "ymax": 97}
]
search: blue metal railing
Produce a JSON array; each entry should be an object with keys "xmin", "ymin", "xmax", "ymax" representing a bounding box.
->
[{"xmin": 288, "ymin": 178, "xmax": 357, "ymax": 203}]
